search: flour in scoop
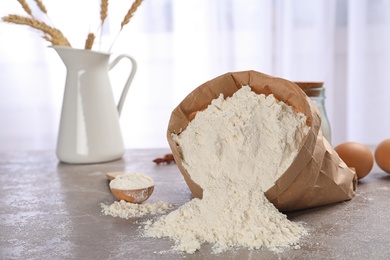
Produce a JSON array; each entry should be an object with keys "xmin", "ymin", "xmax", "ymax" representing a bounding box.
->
[
  {"xmin": 109, "ymin": 172, "xmax": 154, "ymax": 190},
  {"xmin": 143, "ymin": 86, "xmax": 310, "ymax": 254}
]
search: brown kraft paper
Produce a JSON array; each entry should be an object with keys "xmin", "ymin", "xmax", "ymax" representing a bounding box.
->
[{"xmin": 167, "ymin": 70, "xmax": 357, "ymax": 212}]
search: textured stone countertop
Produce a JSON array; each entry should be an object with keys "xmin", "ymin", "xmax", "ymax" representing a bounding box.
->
[{"xmin": 1, "ymin": 149, "xmax": 390, "ymax": 259}]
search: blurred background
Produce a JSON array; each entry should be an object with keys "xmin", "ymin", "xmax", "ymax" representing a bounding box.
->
[{"xmin": 0, "ymin": 0, "xmax": 389, "ymax": 151}]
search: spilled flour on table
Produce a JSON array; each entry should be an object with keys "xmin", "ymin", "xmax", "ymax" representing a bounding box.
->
[
  {"xmin": 143, "ymin": 86, "xmax": 310, "ymax": 254},
  {"xmin": 101, "ymin": 200, "xmax": 173, "ymax": 219}
]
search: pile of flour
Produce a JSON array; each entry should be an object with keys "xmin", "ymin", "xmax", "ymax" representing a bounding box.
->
[{"xmin": 143, "ymin": 86, "xmax": 310, "ymax": 254}]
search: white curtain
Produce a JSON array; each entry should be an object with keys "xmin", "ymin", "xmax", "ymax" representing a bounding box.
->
[{"xmin": 0, "ymin": 0, "xmax": 389, "ymax": 150}]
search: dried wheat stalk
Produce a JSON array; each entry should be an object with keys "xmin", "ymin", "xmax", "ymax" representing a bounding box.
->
[
  {"xmin": 5, "ymin": 0, "xmax": 144, "ymax": 50},
  {"xmin": 97, "ymin": 0, "xmax": 109, "ymax": 49},
  {"xmin": 34, "ymin": 0, "xmax": 48, "ymax": 14},
  {"xmin": 2, "ymin": 14, "xmax": 71, "ymax": 46},
  {"xmin": 84, "ymin": 33, "xmax": 95, "ymax": 50},
  {"xmin": 108, "ymin": 0, "xmax": 143, "ymax": 51},
  {"xmin": 121, "ymin": 0, "xmax": 143, "ymax": 30},
  {"xmin": 17, "ymin": 0, "xmax": 33, "ymax": 16}
]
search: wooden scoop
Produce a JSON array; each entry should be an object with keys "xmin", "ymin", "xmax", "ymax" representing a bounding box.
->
[
  {"xmin": 106, "ymin": 172, "xmax": 154, "ymax": 203},
  {"xmin": 110, "ymin": 186, "xmax": 154, "ymax": 204}
]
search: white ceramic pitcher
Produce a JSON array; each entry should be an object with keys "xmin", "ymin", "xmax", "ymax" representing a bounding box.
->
[{"xmin": 52, "ymin": 46, "xmax": 137, "ymax": 164}]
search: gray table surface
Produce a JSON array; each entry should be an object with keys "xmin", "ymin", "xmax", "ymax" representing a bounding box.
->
[{"xmin": 1, "ymin": 149, "xmax": 390, "ymax": 260}]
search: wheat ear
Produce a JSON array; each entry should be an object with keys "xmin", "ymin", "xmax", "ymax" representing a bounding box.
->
[
  {"xmin": 33, "ymin": 0, "xmax": 48, "ymax": 14},
  {"xmin": 121, "ymin": 0, "xmax": 143, "ymax": 30},
  {"xmin": 85, "ymin": 33, "xmax": 95, "ymax": 50},
  {"xmin": 2, "ymin": 14, "xmax": 71, "ymax": 46},
  {"xmin": 17, "ymin": 0, "xmax": 33, "ymax": 16},
  {"xmin": 100, "ymin": 0, "xmax": 108, "ymax": 25}
]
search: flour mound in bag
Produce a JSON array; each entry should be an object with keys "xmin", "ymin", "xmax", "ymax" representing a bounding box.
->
[{"xmin": 144, "ymin": 86, "xmax": 310, "ymax": 253}]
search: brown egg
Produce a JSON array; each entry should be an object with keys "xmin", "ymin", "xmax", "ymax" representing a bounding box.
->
[
  {"xmin": 334, "ymin": 142, "xmax": 374, "ymax": 179},
  {"xmin": 375, "ymin": 139, "xmax": 390, "ymax": 174}
]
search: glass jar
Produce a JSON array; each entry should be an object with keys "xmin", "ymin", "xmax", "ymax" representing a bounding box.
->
[{"xmin": 295, "ymin": 82, "xmax": 332, "ymax": 144}]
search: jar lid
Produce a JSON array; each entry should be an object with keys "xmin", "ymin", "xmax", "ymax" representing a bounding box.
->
[
  {"xmin": 294, "ymin": 82, "xmax": 323, "ymax": 89},
  {"xmin": 294, "ymin": 82, "xmax": 324, "ymax": 97}
]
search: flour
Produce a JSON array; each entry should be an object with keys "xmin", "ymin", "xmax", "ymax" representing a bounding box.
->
[
  {"xmin": 143, "ymin": 86, "xmax": 310, "ymax": 254},
  {"xmin": 101, "ymin": 200, "xmax": 173, "ymax": 219},
  {"xmin": 109, "ymin": 172, "xmax": 154, "ymax": 190}
]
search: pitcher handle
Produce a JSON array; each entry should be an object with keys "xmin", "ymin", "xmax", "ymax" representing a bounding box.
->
[{"xmin": 109, "ymin": 54, "xmax": 137, "ymax": 116}]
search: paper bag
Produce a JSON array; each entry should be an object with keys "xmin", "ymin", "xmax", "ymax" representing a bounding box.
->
[{"xmin": 167, "ymin": 70, "xmax": 357, "ymax": 212}]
